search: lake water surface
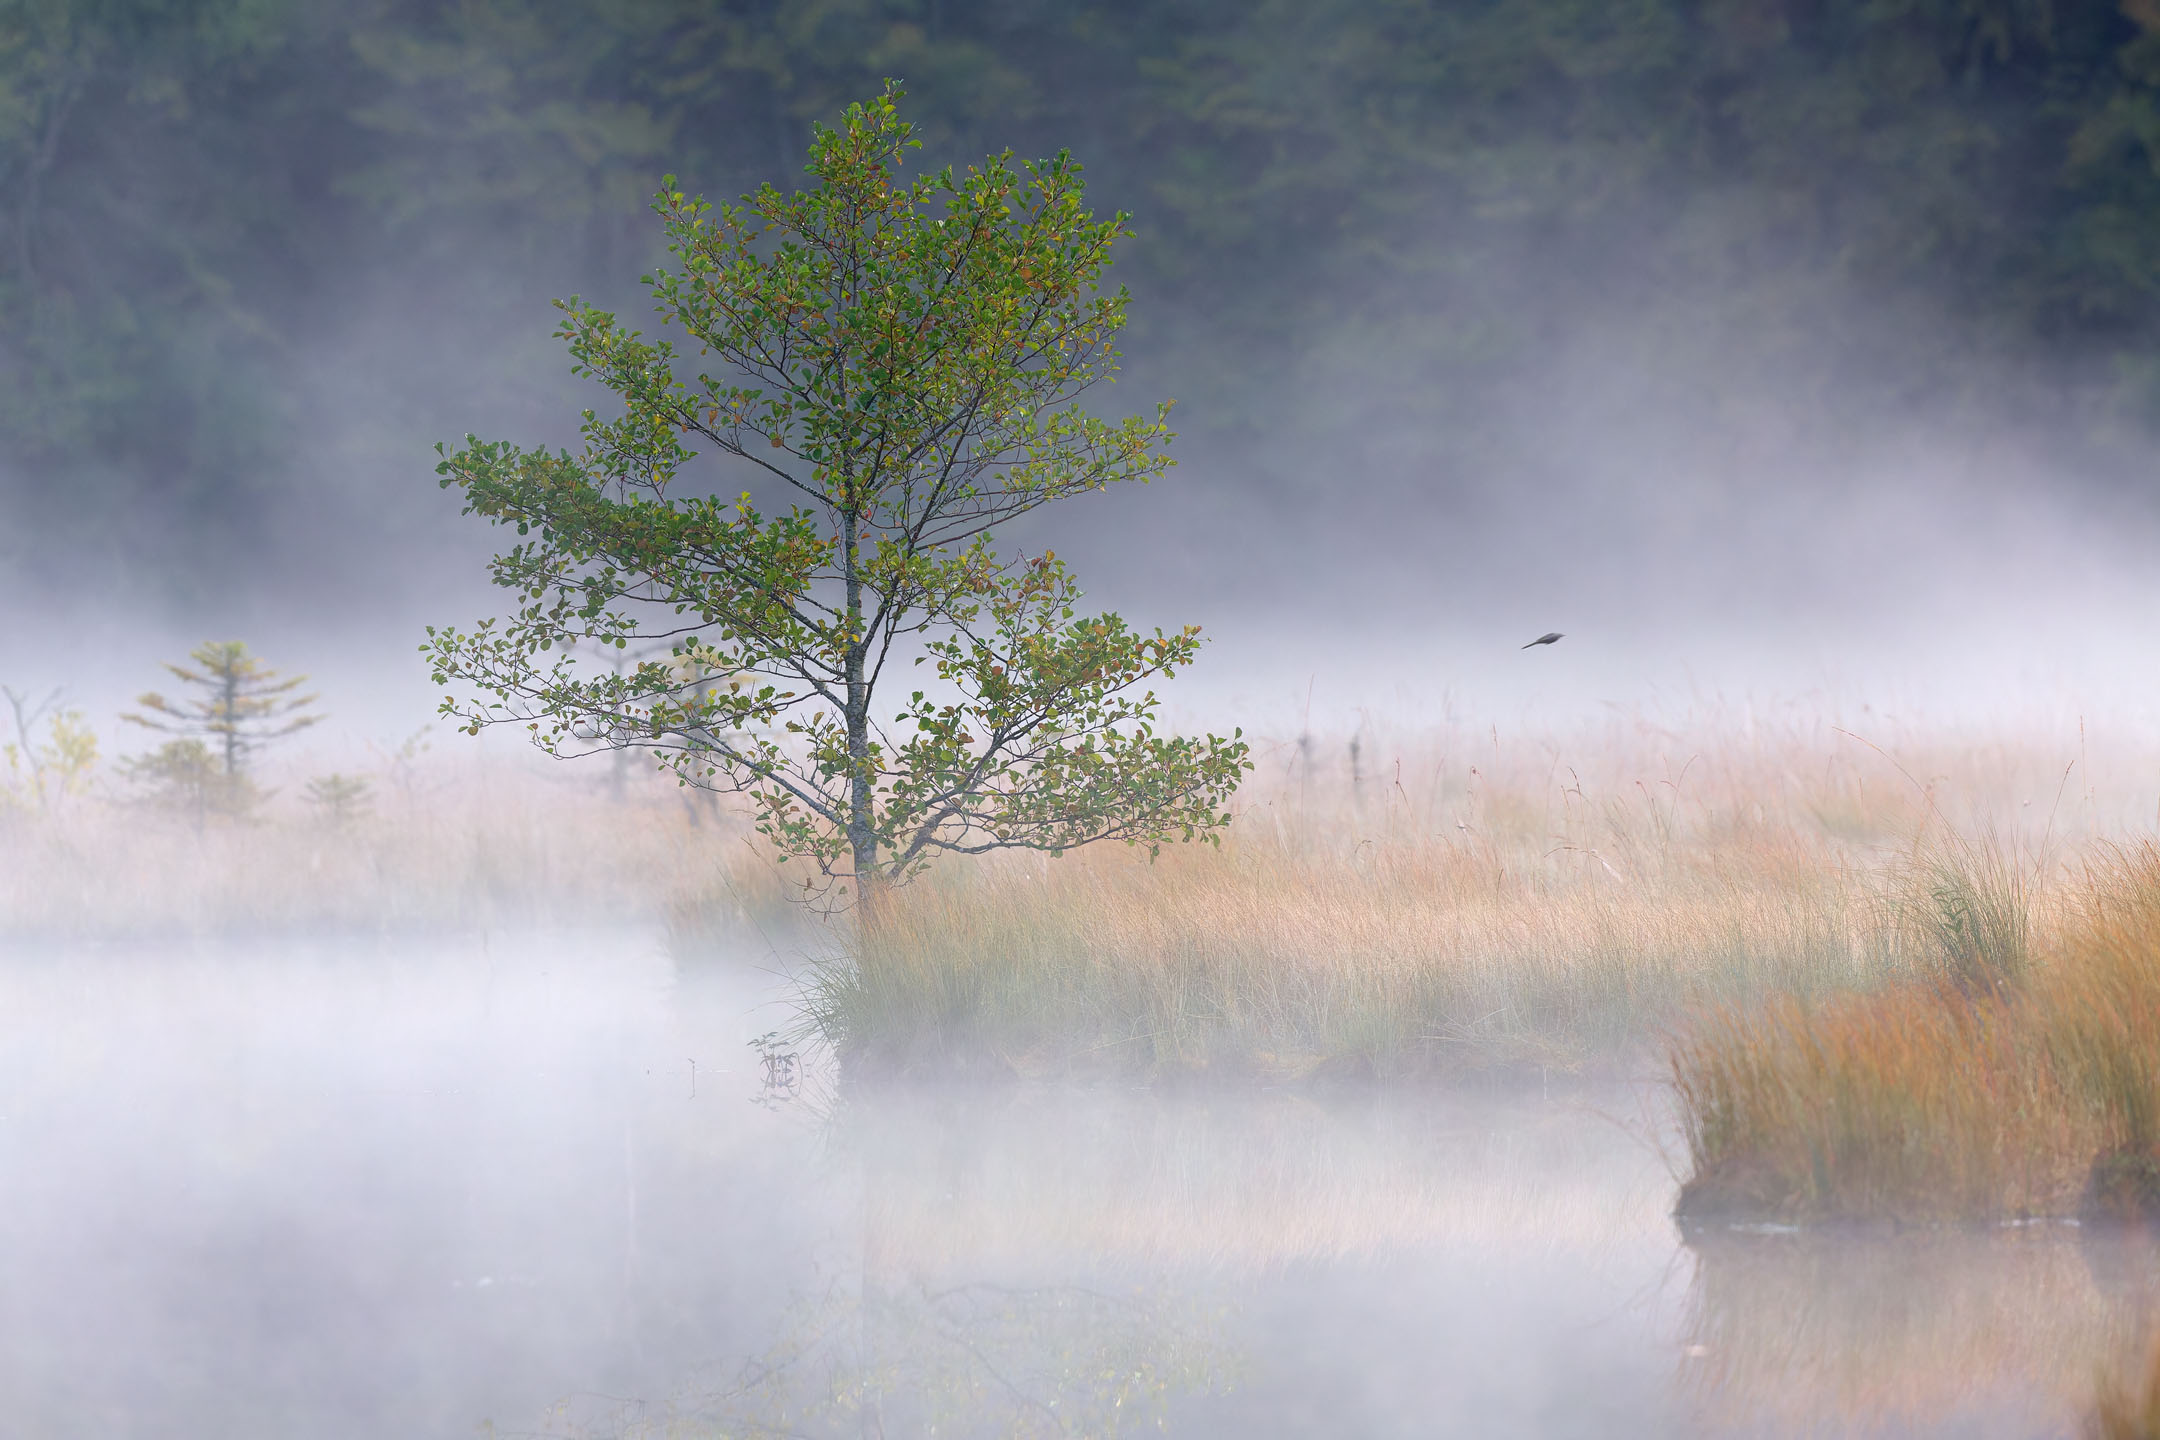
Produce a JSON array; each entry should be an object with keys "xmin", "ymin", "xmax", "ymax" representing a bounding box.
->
[{"xmin": 2, "ymin": 932, "xmax": 2151, "ymax": 1437}]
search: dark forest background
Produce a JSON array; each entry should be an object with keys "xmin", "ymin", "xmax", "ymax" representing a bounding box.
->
[{"xmin": 7, "ymin": 0, "xmax": 2160, "ymax": 623}]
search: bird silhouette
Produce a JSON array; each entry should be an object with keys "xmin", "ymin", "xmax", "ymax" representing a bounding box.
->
[{"xmin": 1522, "ymin": 632, "xmax": 1563, "ymax": 649}]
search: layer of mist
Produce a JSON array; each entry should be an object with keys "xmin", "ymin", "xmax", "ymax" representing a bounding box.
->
[
  {"xmin": 7, "ymin": 12, "xmax": 2160, "ymax": 738},
  {"xmin": 4, "ymin": 934, "xmax": 2151, "ymax": 1438},
  {"xmin": 9, "ymin": 14, "xmax": 2160, "ymax": 1440}
]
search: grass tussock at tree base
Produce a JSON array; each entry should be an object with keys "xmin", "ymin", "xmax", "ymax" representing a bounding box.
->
[
  {"xmin": 819, "ymin": 845, "xmax": 1874, "ymax": 1085},
  {"xmin": 1674, "ymin": 843, "xmax": 2160, "ymax": 1225},
  {"xmin": 803, "ymin": 725, "xmax": 2111, "ymax": 1086}
]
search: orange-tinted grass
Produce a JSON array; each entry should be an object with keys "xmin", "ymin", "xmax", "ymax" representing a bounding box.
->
[
  {"xmin": 2090, "ymin": 1329, "xmax": 2160, "ymax": 1440},
  {"xmin": 817, "ymin": 716, "xmax": 2160, "ymax": 1081},
  {"xmin": 813, "ymin": 720, "xmax": 2004, "ymax": 1080},
  {"xmin": 1672, "ymin": 983, "xmax": 2088, "ymax": 1221},
  {"xmin": 827, "ymin": 822, "xmax": 1880, "ymax": 1079},
  {"xmin": 0, "ymin": 757, "xmax": 792, "ymax": 938},
  {"xmin": 1674, "ymin": 844, "xmax": 2160, "ymax": 1222}
]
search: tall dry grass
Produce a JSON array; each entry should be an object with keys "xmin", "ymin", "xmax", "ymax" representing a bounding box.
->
[
  {"xmin": 0, "ymin": 756, "xmax": 793, "ymax": 938},
  {"xmin": 2090, "ymin": 1328, "xmax": 2160, "ymax": 1440},
  {"xmin": 814, "ymin": 718, "xmax": 2136, "ymax": 1081},
  {"xmin": 1673, "ymin": 843, "xmax": 2160, "ymax": 1223}
]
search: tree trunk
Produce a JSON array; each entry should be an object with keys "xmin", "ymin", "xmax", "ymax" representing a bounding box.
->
[
  {"xmin": 840, "ymin": 504, "xmax": 880, "ymax": 914},
  {"xmin": 221, "ymin": 665, "xmax": 241, "ymax": 780}
]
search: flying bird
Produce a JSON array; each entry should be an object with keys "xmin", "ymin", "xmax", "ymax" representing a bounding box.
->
[{"xmin": 1522, "ymin": 632, "xmax": 1564, "ymax": 649}]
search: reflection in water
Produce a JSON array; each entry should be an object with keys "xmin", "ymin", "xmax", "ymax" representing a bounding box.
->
[
  {"xmin": 8, "ymin": 935, "xmax": 2159, "ymax": 1437},
  {"xmin": 847, "ymin": 1084, "xmax": 1674, "ymax": 1271},
  {"xmin": 1680, "ymin": 1223, "xmax": 2160, "ymax": 1437},
  {"xmin": 545, "ymin": 1080, "xmax": 1686, "ymax": 1439}
]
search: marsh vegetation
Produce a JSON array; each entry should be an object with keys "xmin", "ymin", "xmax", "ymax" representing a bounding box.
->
[
  {"xmin": 820, "ymin": 719, "xmax": 2139, "ymax": 1085},
  {"xmin": 10, "ymin": 704, "xmax": 2160, "ymax": 1435},
  {"xmin": 1672, "ymin": 840, "xmax": 2160, "ymax": 1225},
  {"xmin": 11, "ymin": 6, "xmax": 2160, "ymax": 1436},
  {"xmin": 20, "ymin": 685, "xmax": 2160, "ymax": 1229}
]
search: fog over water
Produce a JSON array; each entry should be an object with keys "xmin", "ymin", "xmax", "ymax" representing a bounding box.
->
[
  {"xmin": 7, "ymin": 935, "xmax": 2143, "ymax": 1439},
  {"xmin": 10, "ymin": 9, "xmax": 2160, "ymax": 1438}
]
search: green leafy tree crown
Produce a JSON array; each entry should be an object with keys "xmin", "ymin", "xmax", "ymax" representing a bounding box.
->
[{"xmin": 424, "ymin": 83, "xmax": 1249, "ymax": 901}]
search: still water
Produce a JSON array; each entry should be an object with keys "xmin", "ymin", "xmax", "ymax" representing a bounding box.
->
[{"xmin": 0, "ymin": 932, "xmax": 2150, "ymax": 1438}]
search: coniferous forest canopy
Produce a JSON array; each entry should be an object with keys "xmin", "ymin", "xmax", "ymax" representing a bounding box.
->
[{"xmin": 7, "ymin": 0, "xmax": 2160, "ymax": 604}]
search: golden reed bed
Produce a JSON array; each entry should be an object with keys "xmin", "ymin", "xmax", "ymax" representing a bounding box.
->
[
  {"xmin": 14, "ymin": 712, "xmax": 2160, "ymax": 1231},
  {"xmin": 1672, "ymin": 840, "xmax": 2160, "ymax": 1223},
  {"xmin": 0, "ymin": 755, "xmax": 788, "ymax": 938},
  {"xmin": 803, "ymin": 712, "xmax": 2160, "ymax": 1231},
  {"xmin": 818, "ymin": 715, "xmax": 2145, "ymax": 1083}
]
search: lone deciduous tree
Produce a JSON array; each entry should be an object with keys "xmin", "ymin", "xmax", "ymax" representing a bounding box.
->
[{"xmin": 424, "ymin": 84, "xmax": 1249, "ymax": 905}]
